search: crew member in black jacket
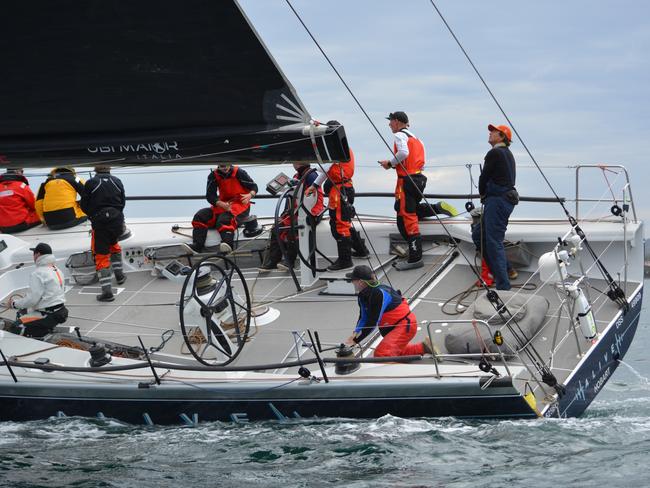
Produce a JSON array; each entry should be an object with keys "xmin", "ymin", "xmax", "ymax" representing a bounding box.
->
[
  {"xmin": 472, "ymin": 124, "xmax": 518, "ymax": 290},
  {"xmin": 80, "ymin": 165, "xmax": 126, "ymax": 302}
]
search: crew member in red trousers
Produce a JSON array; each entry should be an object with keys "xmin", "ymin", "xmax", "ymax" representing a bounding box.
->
[
  {"xmin": 344, "ymin": 265, "xmax": 434, "ymax": 357},
  {"xmin": 191, "ymin": 164, "xmax": 258, "ymax": 253},
  {"xmin": 379, "ymin": 111, "xmax": 427, "ymax": 271}
]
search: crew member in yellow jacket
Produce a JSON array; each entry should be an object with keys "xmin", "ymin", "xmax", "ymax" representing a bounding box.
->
[{"xmin": 35, "ymin": 167, "xmax": 87, "ymax": 230}]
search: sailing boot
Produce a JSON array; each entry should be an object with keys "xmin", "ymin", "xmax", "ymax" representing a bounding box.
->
[
  {"xmin": 476, "ymin": 258, "xmax": 495, "ymax": 287},
  {"xmin": 96, "ymin": 268, "xmax": 115, "ymax": 302},
  {"xmin": 327, "ymin": 237, "xmax": 354, "ymax": 271},
  {"xmin": 277, "ymin": 242, "xmax": 298, "ymax": 272},
  {"xmin": 110, "ymin": 253, "xmax": 127, "ymax": 285},
  {"xmin": 394, "ymin": 236, "xmax": 424, "ymax": 271},
  {"xmin": 219, "ymin": 231, "xmax": 234, "ymax": 254},
  {"xmin": 422, "ymin": 337, "xmax": 443, "ymax": 361},
  {"xmin": 258, "ymin": 241, "xmax": 283, "ymax": 272},
  {"xmin": 189, "ymin": 227, "xmax": 208, "ymax": 253},
  {"xmin": 433, "ymin": 201, "xmax": 458, "ymax": 217},
  {"xmin": 350, "ymin": 228, "xmax": 370, "ymax": 258}
]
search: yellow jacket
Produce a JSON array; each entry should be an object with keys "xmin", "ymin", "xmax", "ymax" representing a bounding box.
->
[{"xmin": 35, "ymin": 169, "xmax": 87, "ymax": 228}]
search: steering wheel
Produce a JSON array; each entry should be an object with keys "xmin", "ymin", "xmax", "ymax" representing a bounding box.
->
[
  {"xmin": 178, "ymin": 256, "xmax": 251, "ymax": 366},
  {"xmin": 273, "ymin": 168, "xmax": 332, "ymax": 275}
]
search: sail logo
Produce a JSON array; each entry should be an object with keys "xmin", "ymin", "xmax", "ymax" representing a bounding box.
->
[{"xmin": 87, "ymin": 141, "xmax": 180, "ymax": 154}]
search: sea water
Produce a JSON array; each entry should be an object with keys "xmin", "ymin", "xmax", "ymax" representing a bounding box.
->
[{"xmin": 2, "ymin": 283, "xmax": 649, "ymax": 488}]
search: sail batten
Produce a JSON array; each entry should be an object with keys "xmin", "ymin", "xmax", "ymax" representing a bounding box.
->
[{"xmin": 1, "ymin": 0, "xmax": 349, "ymax": 166}]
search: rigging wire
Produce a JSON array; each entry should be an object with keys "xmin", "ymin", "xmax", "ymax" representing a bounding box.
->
[
  {"xmin": 284, "ymin": 0, "xmax": 571, "ymax": 393},
  {"xmin": 426, "ymin": 0, "xmax": 628, "ymax": 312}
]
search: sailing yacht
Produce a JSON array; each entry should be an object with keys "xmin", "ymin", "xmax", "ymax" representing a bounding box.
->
[{"xmin": 0, "ymin": 0, "xmax": 643, "ymax": 424}]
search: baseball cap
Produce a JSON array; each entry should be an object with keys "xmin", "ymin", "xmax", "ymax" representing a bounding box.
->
[
  {"xmin": 488, "ymin": 124, "xmax": 512, "ymax": 142},
  {"xmin": 30, "ymin": 243, "xmax": 52, "ymax": 255},
  {"xmin": 345, "ymin": 265, "xmax": 375, "ymax": 281},
  {"xmin": 386, "ymin": 111, "xmax": 409, "ymax": 124}
]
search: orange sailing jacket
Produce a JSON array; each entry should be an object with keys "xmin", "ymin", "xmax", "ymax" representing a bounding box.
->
[{"xmin": 393, "ymin": 130, "xmax": 425, "ymax": 177}]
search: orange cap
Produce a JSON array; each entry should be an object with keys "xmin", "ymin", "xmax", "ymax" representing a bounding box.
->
[{"xmin": 488, "ymin": 124, "xmax": 512, "ymax": 142}]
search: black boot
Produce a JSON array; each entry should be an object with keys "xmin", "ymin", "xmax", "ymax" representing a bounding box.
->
[
  {"xmin": 327, "ymin": 237, "xmax": 354, "ymax": 271},
  {"xmin": 350, "ymin": 228, "xmax": 370, "ymax": 258},
  {"xmin": 189, "ymin": 227, "xmax": 208, "ymax": 253},
  {"xmin": 277, "ymin": 242, "xmax": 298, "ymax": 271},
  {"xmin": 394, "ymin": 236, "xmax": 424, "ymax": 271},
  {"xmin": 96, "ymin": 268, "xmax": 115, "ymax": 302},
  {"xmin": 258, "ymin": 239, "xmax": 283, "ymax": 272},
  {"xmin": 110, "ymin": 253, "xmax": 126, "ymax": 285},
  {"xmin": 220, "ymin": 231, "xmax": 234, "ymax": 254}
]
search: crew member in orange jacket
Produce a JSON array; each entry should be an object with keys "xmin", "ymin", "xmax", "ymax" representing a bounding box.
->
[
  {"xmin": 344, "ymin": 265, "xmax": 434, "ymax": 357},
  {"xmin": 191, "ymin": 164, "xmax": 258, "ymax": 253},
  {"xmin": 379, "ymin": 111, "xmax": 427, "ymax": 270},
  {"xmin": 0, "ymin": 168, "xmax": 40, "ymax": 233},
  {"xmin": 306, "ymin": 120, "xmax": 369, "ymax": 271}
]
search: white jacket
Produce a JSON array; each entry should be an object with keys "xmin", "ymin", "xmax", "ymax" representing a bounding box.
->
[{"xmin": 13, "ymin": 254, "xmax": 66, "ymax": 311}]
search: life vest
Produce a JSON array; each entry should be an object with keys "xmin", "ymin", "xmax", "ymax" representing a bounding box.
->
[
  {"xmin": 35, "ymin": 172, "xmax": 86, "ymax": 226},
  {"xmin": 393, "ymin": 130, "xmax": 425, "ymax": 177},
  {"xmin": 213, "ymin": 166, "xmax": 250, "ymax": 216},
  {"xmin": 294, "ymin": 167, "xmax": 324, "ymax": 216},
  {"xmin": 327, "ymin": 148, "xmax": 355, "ymax": 187},
  {"xmin": 379, "ymin": 297, "xmax": 414, "ymax": 334},
  {"xmin": 0, "ymin": 174, "xmax": 39, "ymax": 227},
  {"xmin": 214, "ymin": 166, "xmax": 248, "ymax": 203}
]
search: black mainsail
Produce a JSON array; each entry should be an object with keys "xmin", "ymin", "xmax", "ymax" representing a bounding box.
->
[{"xmin": 0, "ymin": 0, "xmax": 349, "ymax": 167}]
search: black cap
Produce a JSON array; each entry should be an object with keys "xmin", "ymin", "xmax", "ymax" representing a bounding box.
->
[
  {"xmin": 345, "ymin": 265, "xmax": 375, "ymax": 281},
  {"xmin": 29, "ymin": 243, "xmax": 52, "ymax": 255},
  {"xmin": 386, "ymin": 111, "xmax": 409, "ymax": 124}
]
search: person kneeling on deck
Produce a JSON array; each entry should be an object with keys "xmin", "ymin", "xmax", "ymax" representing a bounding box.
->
[
  {"xmin": 344, "ymin": 265, "xmax": 434, "ymax": 357},
  {"xmin": 259, "ymin": 163, "xmax": 324, "ymax": 272},
  {"xmin": 190, "ymin": 164, "xmax": 258, "ymax": 254},
  {"xmin": 80, "ymin": 165, "xmax": 127, "ymax": 302},
  {"xmin": 5, "ymin": 243, "xmax": 68, "ymax": 338}
]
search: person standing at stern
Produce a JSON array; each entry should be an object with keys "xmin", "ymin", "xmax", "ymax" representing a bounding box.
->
[{"xmin": 472, "ymin": 124, "xmax": 518, "ymax": 290}]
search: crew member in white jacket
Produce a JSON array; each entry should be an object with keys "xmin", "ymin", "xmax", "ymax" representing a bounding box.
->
[{"xmin": 7, "ymin": 242, "xmax": 68, "ymax": 338}]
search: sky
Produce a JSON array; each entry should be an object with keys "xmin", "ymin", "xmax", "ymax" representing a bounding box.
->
[{"xmin": 22, "ymin": 1, "xmax": 650, "ymax": 230}]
